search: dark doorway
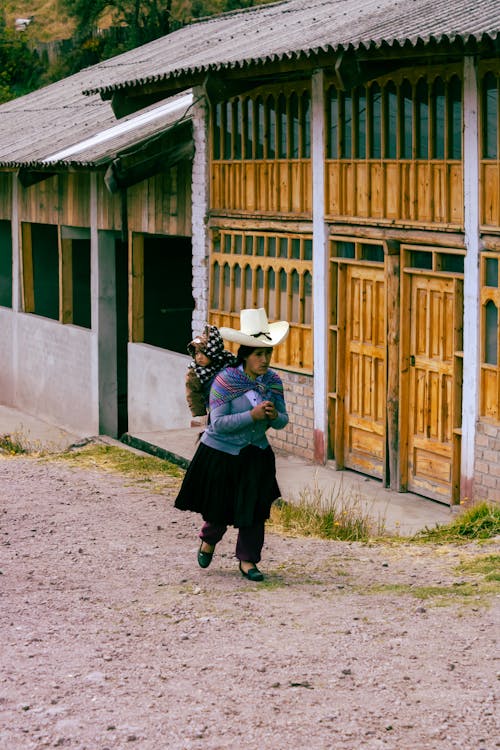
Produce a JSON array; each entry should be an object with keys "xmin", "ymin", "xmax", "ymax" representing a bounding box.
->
[
  {"xmin": 143, "ymin": 235, "xmax": 194, "ymax": 353},
  {"xmin": 0, "ymin": 220, "xmax": 12, "ymax": 308},
  {"xmin": 116, "ymin": 240, "xmax": 129, "ymax": 436},
  {"xmin": 72, "ymin": 239, "xmax": 91, "ymax": 328}
]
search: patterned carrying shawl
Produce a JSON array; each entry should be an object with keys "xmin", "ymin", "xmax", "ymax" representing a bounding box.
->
[
  {"xmin": 210, "ymin": 366, "xmax": 284, "ymax": 409},
  {"xmin": 188, "ymin": 325, "xmax": 237, "ymax": 387}
]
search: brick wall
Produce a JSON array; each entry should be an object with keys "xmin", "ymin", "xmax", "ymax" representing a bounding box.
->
[
  {"xmin": 268, "ymin": 369, "xmax": 315, "ymax": 462},
  {"xmin": 473, "ymin": 421, "xmax": 500, "ymax": 503}
]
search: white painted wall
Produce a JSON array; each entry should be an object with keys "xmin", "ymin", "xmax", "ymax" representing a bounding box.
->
[
  {"xmin": 190, "ymin": 87, "xmax": 210, "ymax": 334},
  {"xmin": 461, "ymin": 56, "xmax": 480, "ymax": 500},
  {"xmin": 0, "ymin": 308, "xmax": 14, "ymax": 403},
  {"xmin": 127, "ymin": 342, "xmax": 191, "ymax": 432},
  {"xmin": 15, "ymin": 314, "xmax": 98, "ymax": 434}
]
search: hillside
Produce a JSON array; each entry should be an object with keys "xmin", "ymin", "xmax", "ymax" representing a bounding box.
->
[{"xmin": 3, "ymin": 0, "xmax": 75, "ymax": 42}]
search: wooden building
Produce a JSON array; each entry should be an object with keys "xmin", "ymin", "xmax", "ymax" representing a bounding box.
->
[
  {"xmin": 1, "ymin": 0, "xmax": 499, "ymax": 507},
  {"xmin": 0, "ymin": 68, "xmax": 196, "ymax": 439},
  {"xmin": 82, "ymin": 0, "xmax": 500, "ymax": 505}
]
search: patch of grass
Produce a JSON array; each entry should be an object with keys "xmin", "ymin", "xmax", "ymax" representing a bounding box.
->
[
  {"xmin": 269, "ymin": 483, "xmax": 386, "ymax": 542},
  {"xmin": 51, "ymin": 443, "xmax": 184, "ymax": 490},
  {"xmin": 412, "ymin": 501, "xmax": 500, "ymax": 543},
  {"xmin": 0, "ymin": 430, "xmax": 43, "ymax": 455},
  {"xmin": 456, "ymin": 554, "xmax": 500, "ymax": 582}
]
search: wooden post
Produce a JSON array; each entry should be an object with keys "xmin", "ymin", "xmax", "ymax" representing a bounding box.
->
[
  {"xmin": 385, "ymin": 240, "xmax": 400, "ymax": 489},
  {"xmin": 59, "ymin": 232, "xmax": 73, "ymax": 323},
  {"xmin": 20, "ymin": 222, "xmax": 35, "ymax": 313},
  {"xmin": 129, "ymin": 232, "xmax": 144, "ymax": 343}
]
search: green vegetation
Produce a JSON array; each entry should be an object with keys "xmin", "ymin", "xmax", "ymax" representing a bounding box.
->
[
  {"xmin": 0, "ymin": 12, "xmax": 43, "ymax": 102},
  {"xmin": 411, "ymin": 502, "xmax": 500, "ymax": 543},
  {"xmin": 269, "ymin": 484, "xmax": 387, "ymax": 542},
  {"xmin": 1, "ymin": 0, "xmax": 274, "ymax": 95},
  {"xmin": 0, "ymin": 432, "xmax": 29, "ymax": 454}
]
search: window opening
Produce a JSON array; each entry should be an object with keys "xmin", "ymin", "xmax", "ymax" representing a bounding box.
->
[
  {"xmin": 370, "ymin": 82, "xmax": 382, "ymax": 158},
  {"xmin": 267, "ymin": 95, "xmax": 276, "ymax": 158},
  {"xmin": 244, "ymin": 97, "xmax": 253, "ymax": 159},
  {"xmin": 485, "ymin": 257, "xmax": 498, "ymax": 287},
  {"xmin": 407, "ymin": 250, "xmax": 433, "ymax": 269},
  {"xmin": 31, "ymin": 223, "xmax": 59, "ymax": 320},
  {"xmin": 213, "ymin": 103, "xmax": 222, "ymax": 160},
  {"xmin": 341, "ymin": 92, "xmax": 353, "ymax": 158},
  {"xmin": 448, "ymin": 75, "xmax": 462, "ymax": 159},
  {"xmin": 223, "ymin": 100, "xmax": 232, "ymax": 159},
  {"xmin": 278, "ymin": 94, "xmax": 287, "ymax": 158},
  {"xmin": 416, "ymin": 78, "xmax": 429, "ymax": 158},
  {"xmin": 401, "ymin": 79, "xmax": 413, "ymax": 158},
  {"xmin": 361, "ymin": 244, "xmax": 384, "ymax": 263},
  {"xmin": 328, "ymin": 86, "xmax": 339, "ymax": 158},
  {"xmin": 256, "ymin": 96, "xmax": 265, "ymax": 159},
  {"xmin": 290, "ymin": 92, "xmax": 299, "ymax": 158},
  {"xmin": 483, "ymin": 71, "xmax": 498, "ymax": 159},
  {"xmin": 301, "ymin": 91, "xmax": 311, "ymax": 158},
  {"xmin": 234, "ymin": 99, "xmax": 242, "ymax": 160},
  {"xmin": 356, "ymin": 86, "xmax": 367, "ymax": 158},
  {"xmin": 71, "ymin": 239, "xmax": 91, "ymax": 328},
  {"xmin": 385, "ymin": 81, "xmax": 397, "ymax": 158},
  {"xmin": 439, "ymin": 253, "xmax": 464, "ymax": 274},
  {"xmin": 485, "ymin": 300, "xmax": 498, "ymax": 365},
  {"xmin": 432, "ymin": 77, "xmax": 446, "ymax": 159},
  {"xmin": 142, "ymin": 235, "xmax": 194, "ymax": 353},
  {"xmin": 0, "ymin": 220, "xmax": 12, "ymax": 308}
]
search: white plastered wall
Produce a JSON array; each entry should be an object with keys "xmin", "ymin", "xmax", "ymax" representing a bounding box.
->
[{"xmin": 461, "ymin": 55, "xmax": 481, "ymax": 499}]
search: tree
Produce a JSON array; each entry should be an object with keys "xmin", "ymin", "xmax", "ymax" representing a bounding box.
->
[{"xmin": 0, "ymin": 12, "xmax": 43, "ymax": 102}]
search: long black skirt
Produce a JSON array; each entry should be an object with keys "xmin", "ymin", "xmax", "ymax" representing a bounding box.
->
[{"xmin": 174, "ymin": 442, "xmax": 281, "ymax": 528}]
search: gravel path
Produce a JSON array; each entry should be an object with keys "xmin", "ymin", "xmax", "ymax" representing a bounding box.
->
[{"xmin": 0, "ymin": 453, "xmax": 498, "ymax": 750}]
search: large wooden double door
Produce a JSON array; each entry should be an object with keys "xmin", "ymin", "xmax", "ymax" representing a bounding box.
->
[{"xmin": 330, "ymin": 243, "xmax": 463, "ymax": 504}]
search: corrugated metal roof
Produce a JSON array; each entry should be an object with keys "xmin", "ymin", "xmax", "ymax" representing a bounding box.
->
[
  {"xmin": 82, "ymin": 0, "xmax": 500, "ymax": 96},
  {"xmin": 0, "ymin": 64, "xmax": 193, "ymax": 168},
  {"xmin": 1, "ymin": 0, "xmax": 497, "ymax": 168}
]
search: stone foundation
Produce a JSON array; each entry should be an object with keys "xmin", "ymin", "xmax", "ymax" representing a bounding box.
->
[
  {"xmin": 269, "ymin": 369, "xmax": 315, "ymax": 462},
  {"xmin": 473, "ymin": 420, "xmax": 500, "ymax": 503}
]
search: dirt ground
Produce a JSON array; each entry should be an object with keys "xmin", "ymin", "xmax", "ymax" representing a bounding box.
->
[{"xmin": 0, "ymin": 451, "xmax": 498, "ymax": 750}]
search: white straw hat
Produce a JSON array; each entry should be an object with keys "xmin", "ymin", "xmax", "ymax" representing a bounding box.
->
[{"xmin": 219, "ymin": 308, "xmax": 289, "ymax": 348}]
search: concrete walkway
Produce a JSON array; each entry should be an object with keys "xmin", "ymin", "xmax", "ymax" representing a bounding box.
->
[{"xmin": 0, "ymin": 405, "xmax": 454, "ymax": 536}]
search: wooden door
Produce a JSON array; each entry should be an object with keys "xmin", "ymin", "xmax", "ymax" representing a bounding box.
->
[
  {"xmin": 405, "ymin": 274, "xmax": 462, "ymax": 502},
  {"xmin": 343, "ymin": 265, "xmax": 386, "ymax": 478}
]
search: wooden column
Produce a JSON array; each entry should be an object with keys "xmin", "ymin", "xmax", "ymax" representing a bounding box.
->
[
  {"xmin": 385, "ymin": 241, "xmax": 400, "ymax": 489},
  {"xmin": 312, "ymin": 68, "xmax": 328, "ymax": 463},
  {"xmin": 59, "ymin": 230, "xmax": 73, "ymax": 323},
  {"xmin": 20, "ymin": 222, "xmax": 34, "ymax": 313},
  {"xmin": 129, "ymin": 232, "xmax": 144, "ymax": 343},
  {"xmin": 461, "ymin": 55, "xmax": 480, "ymax": 501}
]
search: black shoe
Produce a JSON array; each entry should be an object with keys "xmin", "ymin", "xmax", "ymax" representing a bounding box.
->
[
  {"xmin": 239, "ymin": 562, "xmax": 264, "ymax": 582},
  {"xmin": 197, "ymin": 542, "xmax": 214, "ymax": 569}
]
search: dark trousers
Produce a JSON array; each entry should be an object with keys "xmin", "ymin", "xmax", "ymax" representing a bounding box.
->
[{"xmin": 199, "ymin": 520, "xmax": 265, "ymax": 564}]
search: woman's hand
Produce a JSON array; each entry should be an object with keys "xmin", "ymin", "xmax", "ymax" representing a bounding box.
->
[{"xmin": 251, "ymin": 400, "xmax": 277, "ymax": 421}]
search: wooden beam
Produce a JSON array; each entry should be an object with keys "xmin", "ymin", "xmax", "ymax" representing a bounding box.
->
[
  {"xmin": 20, "ymin": 223, "xmax": 34, "ymax": 313},
  {"xmin": 59, "ymin": 234, "xmax": 73, "ymax": 324},
  {"xmin": 104, "ymin": 120, "xmax": 193, "ymax": 193},
  {"xmin": 385, "ymin": 245, "xmax": 400, "ymax": 489},
  {"xmin": 129, "ymin": 233, "xmax": 144, "ymax": 343},
  {"xmin": 18, "ymin": 169, "xmax": 55, "ymax": 188}
]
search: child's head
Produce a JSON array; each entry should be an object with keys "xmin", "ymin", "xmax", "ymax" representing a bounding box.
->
[
  {"xmin": 194, "ymin": 349, "xmax": 211, "ymax": 367},
  {"xmin": 187, "ymin": 336, "xmax": 212, "ymax": 366}
]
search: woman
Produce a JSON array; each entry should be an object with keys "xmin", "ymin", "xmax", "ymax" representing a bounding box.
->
[{"xmin": 174, "ymin": 308, "xmax": 289, "ymax": 582}]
